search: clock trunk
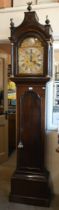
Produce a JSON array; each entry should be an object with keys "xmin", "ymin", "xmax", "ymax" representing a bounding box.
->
[{"xmin": 17, "ymin": 84, "xmax": 45, "ymax": 170}]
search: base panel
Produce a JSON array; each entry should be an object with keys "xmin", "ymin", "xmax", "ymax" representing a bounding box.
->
[{"xmin": 9, "ymin": 169, "xmax": 52, "ymax": 207}]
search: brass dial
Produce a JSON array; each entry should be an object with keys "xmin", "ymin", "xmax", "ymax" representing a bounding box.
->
[{"xmin": 18, "ymin": 38, "xmax": 44, "ymax": 75}]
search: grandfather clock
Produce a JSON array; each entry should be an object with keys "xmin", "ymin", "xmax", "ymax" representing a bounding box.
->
[{"xmin": 9, "ymin": 3, "xmax": 53, "ymax": 206}]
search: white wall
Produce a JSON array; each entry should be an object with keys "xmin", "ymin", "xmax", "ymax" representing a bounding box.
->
[
  {"xmin": 13, "ymin": 0, "xmax": 57, "ymax": 7},
  {"xmin": 13, "ymin": 0, "xmax": 36, "ymax": 6},
  {"xmin": 0, "ymin": 3, "xmax": 59, "ymax": 41}
]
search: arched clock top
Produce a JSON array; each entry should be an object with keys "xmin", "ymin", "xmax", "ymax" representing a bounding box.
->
[{"xmin": 10, "ymin": 12, "xmax": 53, "ymax": 44}]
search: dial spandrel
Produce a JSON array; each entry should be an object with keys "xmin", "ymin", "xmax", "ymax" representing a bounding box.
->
[{"xmin": 18, "ymin": 38, "xmax": 44, "ymax": 75}]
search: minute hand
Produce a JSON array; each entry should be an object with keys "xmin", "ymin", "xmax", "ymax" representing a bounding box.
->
[{"xmin": 30, "ymin": 49, "xmax": 32, "ymax": 62}]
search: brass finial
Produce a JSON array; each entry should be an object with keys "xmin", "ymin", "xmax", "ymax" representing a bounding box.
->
[
  {"xmin": 10, "ymin": 18, "xmax": 14, "ymax": 28},
  {"xmin": 45, "ymin": 15, "xmax": 50, "ymax": 25},
  {"xmin": 27, "ymin": 2, "xmax": 32, "ymax": 12}
]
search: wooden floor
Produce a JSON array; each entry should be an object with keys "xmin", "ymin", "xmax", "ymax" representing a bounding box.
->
[{"xmin": 0, "ymin": 151, "xmax": 59, "ymax": 210}]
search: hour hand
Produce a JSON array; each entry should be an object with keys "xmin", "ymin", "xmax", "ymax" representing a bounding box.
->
[{"xmin": 30, "ymin": 49, "xmax": 32, "ymax": 62}]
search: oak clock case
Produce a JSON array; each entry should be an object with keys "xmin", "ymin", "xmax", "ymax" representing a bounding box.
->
[{"xmin": 9, "ymin": 8, "xmax": 53, "ymax": 207}]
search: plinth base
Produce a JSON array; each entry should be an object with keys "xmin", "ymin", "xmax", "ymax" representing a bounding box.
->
[{"xmin": 9, "ymin": 169, "xmax": 52, "ymax": 207}]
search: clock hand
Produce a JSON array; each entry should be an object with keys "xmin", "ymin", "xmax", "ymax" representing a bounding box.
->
[
  {"xmin": 30, "ymin": 49, "xmax": 32, "ymax": 62},
  {"xmin": 33, "ymin": 61, "xmax": 41, "ymax": 66},
  {"xmin": 36, "ymin": 63, "xmax": 41, "ymax": 67}
]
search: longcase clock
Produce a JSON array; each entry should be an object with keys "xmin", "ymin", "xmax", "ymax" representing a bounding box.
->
[{"xmin": 9, "ymin": 3, "xmax": 53, "ymax": 207}]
